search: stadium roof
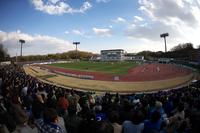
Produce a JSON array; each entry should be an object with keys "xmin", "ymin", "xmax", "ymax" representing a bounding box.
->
[{"xmin": 101, "ymin": 49, "xmax": 124, "ymax": 52}]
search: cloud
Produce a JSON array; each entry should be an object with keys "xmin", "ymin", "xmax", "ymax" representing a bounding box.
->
[
  {"xmin": 138, "ymin": 0, "xmax": 198, "ymax": 27},
  {"xmin": 96, "ymin": 0, "xmax": 111, "ymax": 3},
  {"xmin": 72, "ymin": 29, "xmax": 84, "ymax": 36},
  {"xmin": 64, "ymin": 30, "xmax": 69, "ymax": 34},
  {"xmin": 124, "ymin": 0, "xmax": 200, "ymax": 51},
  {"xmin": 72, "ymin": 29, "xmax": 92, "ymax": 38},
  {"xmin": 49, "ymin": 0, "xmax": 59, "ymax": 4},
  {"xmin": 0, "ymin": 30, "xmax": 73, "ymax": 56},
  {"xmin": 93, "ymin": 27, "xmax": 112, "ymax": 37},
  {"xmin": 125, "ymin": 21, "xmax": 180, "ymax": 41},
  {"xmin": 31, "ymin": 0, "xmax": 92, "ymax": 15},
  {"xmin": 111, "ymin": 17, "xmax": 127, "ymax": 23},
  {"xmin": 80, "ymin": 2, "xmax": 92, "ymax": 13},
  {"xmin": 134, "ymin": 16, "xmax": 144, "ymax": 22}
]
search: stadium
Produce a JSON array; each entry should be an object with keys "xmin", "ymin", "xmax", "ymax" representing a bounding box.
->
[
  {"xmin": 1, "ymin": 1, "xmax": 200, "ymax": 133},
  {"xmin": 25, "ymin": 60, "xmax": 194, "ymax": 93}
]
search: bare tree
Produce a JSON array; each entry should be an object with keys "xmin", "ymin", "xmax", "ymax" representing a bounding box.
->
[{"xmin": 0, "ymin": 43, "xmax": 9, "ymax": 61}]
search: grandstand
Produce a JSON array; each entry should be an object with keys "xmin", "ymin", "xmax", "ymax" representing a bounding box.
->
[
  {"xmin": 101, "ymin": 49, "xmax": 125, "ymax": 61},
  {"xmin": 100, "ymin": 49, "xmax": 144, "ymax": 61},
  {"xmin": 0, "ymin": 64, "xmax": 200, "ymax": 133}
]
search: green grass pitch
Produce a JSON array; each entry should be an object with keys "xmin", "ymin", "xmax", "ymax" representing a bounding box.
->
[{"xmin": 47, "ymin": 61, "xmax": 139, "ymax": 75}]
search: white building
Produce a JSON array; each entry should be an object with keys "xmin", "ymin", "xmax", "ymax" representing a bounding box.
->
[
  {"xmin": 158, "ymin": 58, "xmax": 173, "ymax": 63},
  {"xmin": 90, "ymin": 55, "xmax": 101, "ymax": 61},
  {"xmin": 124, "ymin": 54, "xmax": 144, "ymax": 61},
  {"xmin": 100, "ymin": 49, "xmax": 144, "ymax": 61},
  {"xmin": 101, "ymin": 49, "xmax": 125, "ymax": 61}
]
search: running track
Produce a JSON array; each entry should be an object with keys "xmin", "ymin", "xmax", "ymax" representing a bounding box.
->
[{"xmin": 38, "ymin": 63, "xmax": 192, "ymax": 82}]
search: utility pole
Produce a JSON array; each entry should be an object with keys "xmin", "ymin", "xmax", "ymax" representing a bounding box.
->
[{"xmin": 16, "ymin": 53, "xmax": 18, "ymax": 63}]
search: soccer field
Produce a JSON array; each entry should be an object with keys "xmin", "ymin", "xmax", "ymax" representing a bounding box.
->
[{"xmin": 47, "ymin": 61, "xmax": 138, "ymax": 75}]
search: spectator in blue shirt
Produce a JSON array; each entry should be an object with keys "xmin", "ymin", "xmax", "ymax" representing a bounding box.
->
[
  {"xmin": 143, "ymin": 111, "xmax": 162, "ymax": 133},
  {"xmin": 35, "ymin": 108, "xmax": 65, "ymax": 133}
]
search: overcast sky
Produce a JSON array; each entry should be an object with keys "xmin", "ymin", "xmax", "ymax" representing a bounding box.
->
[{"xmin": 0, "ymin": 0, "xmax": 200, "ymax": 56}]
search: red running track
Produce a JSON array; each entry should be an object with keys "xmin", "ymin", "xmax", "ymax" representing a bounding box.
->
[{"xmin": 38, "ymin": 63, "xmax": 192, "ymax": 82}]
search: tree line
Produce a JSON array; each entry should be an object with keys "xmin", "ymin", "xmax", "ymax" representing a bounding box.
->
[
  {"xmin": 13, "ymin": 50, "xmax": 96, "ymax": 62},
  {"xmin": 0, "ymin": 43, "xmax": 199, "ymax": 62},
  {"xmin": 137, "ymin": 43, "xmax": 200, "ymax": 61},
  {"xmin": 0, "ymin": 44, "xmax": 10, "ymax": 62}
]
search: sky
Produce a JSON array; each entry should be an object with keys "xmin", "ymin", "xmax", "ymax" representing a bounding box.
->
[{"xmin": 0, "ymin": 0, "xmax": 200, "ymax": 57}]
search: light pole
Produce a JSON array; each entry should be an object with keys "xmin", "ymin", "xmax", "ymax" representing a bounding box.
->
[
  {"xmin": 160, "ymin": 33, "xmax": 169, "ymax": 52},
  {"xmin": 19, "ymin": 39, "xmax": 25, "ymax": 59},
  {"xmin": 16, "ymin": 53, "xmax": 18, "ymax": 63},
  {"xmin": 73, "ymin": 42, "xmax": 80, "ymax": 61}
]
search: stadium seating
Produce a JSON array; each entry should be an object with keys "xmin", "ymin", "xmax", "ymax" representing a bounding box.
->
[{"xmin": 0, "ymin": 65, "xmax": 200, "ymax": 133}]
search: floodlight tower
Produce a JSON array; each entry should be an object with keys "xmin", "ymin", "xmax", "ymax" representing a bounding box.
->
[
  {"xmin": 160, "ymin": 33, "xmax": 169, "ymax": 52},
  {"xmin": 73, "ymin": 42, "xmax": 80, "ymax": 61},
  {"xmin": 19, "ymin": 39, "xmax": 25, "ymax": 57}
]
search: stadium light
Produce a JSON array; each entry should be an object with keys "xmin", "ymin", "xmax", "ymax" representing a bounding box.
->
[
  {"xmin": 19, "ymin": 39, "xmax": 25, "ymax": 59},
  {"xmin": 73, "ymin": 42, "xmax": 80, "ymax": 61},
  {"xmin": 160, "ymin": 33, "xmax": 169, "ymax": 52}
]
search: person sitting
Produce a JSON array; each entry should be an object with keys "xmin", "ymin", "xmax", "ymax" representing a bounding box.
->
[
  {"xmin": 143, "ymin": 111, "xmax": 162, "ymax": 133},
  {"xmin": 11, "ymin": 95, "xmax": 28, "ymax": 125},
  {"xmin": 32, "ymin": 94, "xmax": 45, "ymax": 119},
  {"xmin": 122, "ymin": 110, "xmax": 144, "ymax": 133},
  {"xmin": 108, "ymin": 111, "xmax": 122, "ymax": 133},
  {"xmin": 64, "ymin": 105, "xmax": 82, "ymax": 133},
  {"xmin": 95, "ymin": 121, "xmax": 114, "ymax": 133},
  {"xmin": 57, "ymin": 93, "xmax": 69, "ymax": 116},
  {"xmin": 35, "ymin": 108, "xmax": 65, "ymax": 133}
]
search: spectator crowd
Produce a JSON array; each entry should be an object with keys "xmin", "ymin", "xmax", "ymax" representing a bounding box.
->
[{"xmin": 0, "ymin": 64, "xmax": 200, "ymax": 133}]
